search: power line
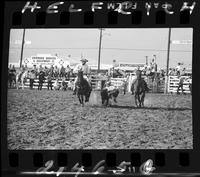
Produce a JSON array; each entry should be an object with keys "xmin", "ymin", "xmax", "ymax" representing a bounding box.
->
[{"xmin": 9, "ymin": 47, "xmax": 192, "ymax": 53}]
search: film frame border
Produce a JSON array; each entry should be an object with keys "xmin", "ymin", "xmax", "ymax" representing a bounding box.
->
[{"xmin": 1, "ymin": 0, "xmax": 200, "ymax": 176}]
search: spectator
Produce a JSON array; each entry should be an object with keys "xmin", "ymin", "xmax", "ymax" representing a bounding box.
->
[
  {"xmin": 49, "ymin": 65, "xmax": 54, "ymax": 77},
  {"xmin": 172, "ymin": 68, "xmax": 176, "ymax": 76},
  {"xmin": 21, "ymin": 65, "xmax": 25, "ymax": 71},
  {"xmin": 9, "ymin": 64, "xmax": 12, "ymax": 69},
  {"xmin": 177, "ymin": 75, "xmax": 185, "ymax": 94},
  {"xmin": 59, "ymin": 65, "xmax": 65, "ymax": 78},
  {"xmin": 29, "ymin": 70, "xmax": 35, "ymax": 89},
  {"xmin": 10, "ymin": 65, "xmax": 16, "ymax": 74},
  {"xmin": 53, "ymin": 79, "xmax": 61, "ymax": 90},
  {"xmin": 39, "ymin": 65, "xmax": 43, "ymax": 72},
  {"xmin": 168, "ymin": 68, "xmax": 173, "ymax": 75},
  {"xmin": 54, "ymin": 65, "xmax": 59, "ymax": 78},
  {"xmin": 60, "ymin": 77, "xmax": 67, "ymax": 91},
  {"xmin": 151, "ymin": 59, "xmax": 157, "ymax": 73},
  {"xmin": 47, "ymin": 73, "xmax": 53, "ymax": 90},
  {"xmin": 38, "ymin": 71, "xmax": 45, "ymax": 90},
  {"xmin": 44, "ymin": 66, "xmax": 49, "ymax": 75},
  {"xmin": 33, "ymin": 64, "xmax": 37, "ymax": 71},
  {"xmin": 181, "ymin": 67, "xmax": 186, "ymax": 76},
  {"xmin": 176, "ymin": 62, "xmax": 182, "ymax": 76}
]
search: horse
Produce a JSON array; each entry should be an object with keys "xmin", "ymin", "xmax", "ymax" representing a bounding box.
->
[
  {"xmin": 16, "ymin": 70, "xmax": 29, "ymax": 90},
  {"xmin": 131, "ymin": 70, "xmax": 148, "ymax": 107},
  {"xmin": 100, "ymin": 88, "xmax": 119, "ymax": 106},
  {"xmin": 75, "ymin": 71, "xmax": 91, "ymax": 106},
  {"xmin": 8, "ymin": 70, "xmax": 16, "ymax": 88}
]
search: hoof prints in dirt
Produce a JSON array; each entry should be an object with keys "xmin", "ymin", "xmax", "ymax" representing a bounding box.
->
[{"xmin": 7, "ymin": 89, "xmax": 192, "ymax": 149}]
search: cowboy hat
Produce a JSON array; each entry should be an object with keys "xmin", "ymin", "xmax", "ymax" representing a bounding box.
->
[{"xmin": 80, "ymin": 58, "xmax": 88, "ymax": 62}]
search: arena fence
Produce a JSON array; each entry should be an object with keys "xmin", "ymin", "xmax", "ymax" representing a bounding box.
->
[
  {"xmin": 16, "ymin": 78, "xmax": 106, "ymax": 90},
  {"xmin": 167, "ymin": 76, "xmax": 192, "ymax": 94},
  {"xmin": 14, "ymin": 75, "xmax": 192, "ymax": 94}
]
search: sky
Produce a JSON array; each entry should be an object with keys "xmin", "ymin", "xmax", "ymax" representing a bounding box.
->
[{"xmin": 9, "ymin": 28, "xmax": 193, "ymax": 68}]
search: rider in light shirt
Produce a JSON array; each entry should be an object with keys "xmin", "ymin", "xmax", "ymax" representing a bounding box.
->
[
  {"xmin": 103, "ymin": 76, "xmax": 116, "ymax": 93},
  {"xmin": 73, "ymin": 58, "xmax": 91, "ymax": 94}
]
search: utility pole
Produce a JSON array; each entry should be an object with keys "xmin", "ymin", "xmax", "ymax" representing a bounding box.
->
[
  {"xmin": 153, "ymin": 54, "xmax": 156, "ymax": 63},
  {"xmin": 97, "ymin": 28, "xmax": 103, "ymax": 73},
  {"xmin": 164, "ymin": 28, "xmax": 171, "ymax": 94},
  {"xmin": 145, "ymin": 56, "xmax": 148, "ymax": 65},
  {"xmin": 20, "ymin": 29, "xmax": 26, "ymax": 68}
]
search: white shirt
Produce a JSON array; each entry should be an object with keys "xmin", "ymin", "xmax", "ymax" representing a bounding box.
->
[
  {"xmin": 176, "ymin": 65, "xmax": 181, "ymax": 71},
  {"xmin": 73, "ymin": 63, "xmax": 91, "ymax": 74}
]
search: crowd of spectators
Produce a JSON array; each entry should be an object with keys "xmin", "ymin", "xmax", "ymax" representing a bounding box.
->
[
  {"xmin": 8, "ymin": 64, "xmax": 74, "ymax": 79},
  {"xmin": 8, "ymin": 59, "xmax": 191, "ymax": 92}
]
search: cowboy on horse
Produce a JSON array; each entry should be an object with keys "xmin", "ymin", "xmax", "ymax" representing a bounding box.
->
[
  {"xmin": 73, "ymin": 58, "xmax": 92, "ymax": 95},
  {"xmin": 131, "ymin": 70, "xmax": 149, "ymax": 107}
]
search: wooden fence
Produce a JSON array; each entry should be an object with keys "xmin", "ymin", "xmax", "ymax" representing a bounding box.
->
[
  {"xmin": 14, "ymin": 75, "xmax": 192, "ymax": 94},
  {"xmin": 167, "ymin": 76, "xmax": 191, "ymax": 93}
]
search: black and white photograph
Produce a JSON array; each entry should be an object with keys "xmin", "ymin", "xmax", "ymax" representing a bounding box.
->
[{"xmin": 7, "ymin": 28, "xmax": 192, "ymax": 149}]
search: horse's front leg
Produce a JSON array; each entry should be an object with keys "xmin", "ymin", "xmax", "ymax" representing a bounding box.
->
[
  {"xmin": 81, "ymin": 95, "xmax": 84, "ymax": 106},
  {"xmin": 22, "ymin": 81, "xmax": 24, "ymax": 90},
  {"xmin": 16, "ymin": 79, "xmax": 19, "ymax": 89},
  {"xmin": 105, "ymin": 98, "xmax": 109, "ymax": 106},
  {"xmin": 141, "ymin": 92, "xmax": 145, "ymax": 107},
  {"xmin": 135, "ymin": 94, "xmax": 138, "ymax": 107},
  {"xmin": 78, "ymin": 95, "xmax": 82, "ymax": 104},
  {"xmin": 13, "ymin": 79, "xmax": 16, "ymax": 88},
  {"xmin": 137, "ymin": 94, "xmax": 142, "ymax": 107}
]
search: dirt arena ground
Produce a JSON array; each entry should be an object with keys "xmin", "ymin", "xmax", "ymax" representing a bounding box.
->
[{"xmin": 7, "ymin": 89, "xmax": 192, "ymax": 149}]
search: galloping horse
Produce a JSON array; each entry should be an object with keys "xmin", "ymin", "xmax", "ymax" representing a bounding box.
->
[
  {"xmin": 16, "ymin": 70, "xmax": 29, "ymax": 90},
  {"xmin": 75, "ymin": 70, "xmax": 91, "ymax": 106},
  {"xmin": 131, "ymin": 70, "xmax": 148, "ymax": 107}
]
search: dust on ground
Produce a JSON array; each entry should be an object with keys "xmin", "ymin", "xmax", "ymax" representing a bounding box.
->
[{"xmin": 7, "ymin": 89, "xmax": 192, "ymax": 149}]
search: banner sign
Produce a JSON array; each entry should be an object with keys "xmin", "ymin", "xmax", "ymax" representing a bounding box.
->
[{"xmin": 118, "ymin": 63, "xmax": 145, "ymax": 68}]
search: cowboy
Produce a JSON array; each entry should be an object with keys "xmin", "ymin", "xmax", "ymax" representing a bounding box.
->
[
  {"xmin": 38, "ymin": 65, "xmax": 43, "ymax": 73},
  {"xmin": 47, "ymin": 73, "xmax": 53, "ymax": 90},
  {"xmin": 177, "ymin": 74, "xmax": 185, "ymax": 94},
  {"xmin": 59, "ymin": 65, "xmax": 65, "ymax": 78},
  {"xmin": 103, "ymin": 76, "xmax": 116, "ymax": 94},
  {"xmin": 176, "ymin": 62, "xmax": 182, "ymax": 76},
  {"xmin": 73, "ymin": 58, "xmax": 91, "ymax": 95},
  {"xmin": 65, "ymin": 65, "xmax": 71, "ymax": 79},
  {"xmin": 29, "ymin": 70, "xmax": 35, "ymax": 89},
  {"xmin": 54, "ymin": 65, "xmax": 59, "ymax": 78},
  {"xmin": 60, "ymin": 77, "xmax": 67, "ymax": 91},
  {"xmin": 48, "ymin": 65, "xmax": 54, "ymax": 78},
  {"xmin": 17, "ymin": 66, "xmax": 26, "ymax": 82},
  {"xmin": 38, "ymin": 70, "xmax": 46, "ymax": 90}
]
